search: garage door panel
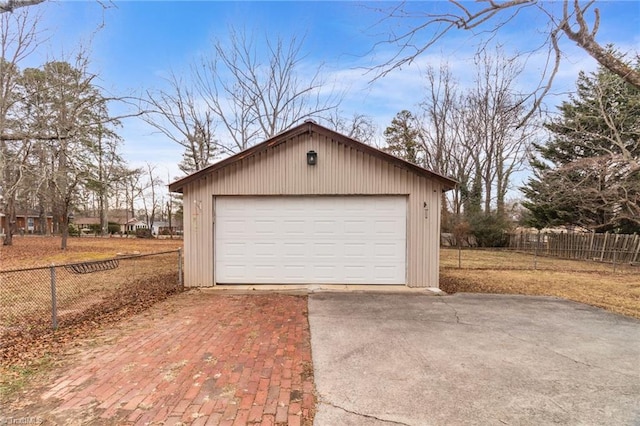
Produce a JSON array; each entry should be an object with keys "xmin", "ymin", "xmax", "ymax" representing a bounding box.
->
[
  {"xmin": 282, "ymin": 219, "xmax": 306, "ymax": 235},
  {"xmin": 217, "ymin": 219, "xmax": 249, "ymax": 237},
  {"xmin": 374, "ymin": 242, "xmax": 403, "ymax": 258},
  {"xmin": 374, "ymin": 219, "xmax": 404, "ymax": 235},
  {"xmin": 313, "ymin": 264, "xmax": 338, "ymax": 280},
  {"xmin": 254, "ymin": 242, "xmax": 277, "ymax": 258},
  {"xmin": 282, "ymin": 242, "xmax": 306, "ymax": 258},
  {"xmin": 314, "ymin": 219, "xmax": 341, "ymax": 235},
  {"xmin": 222, "ymin": 242, "xmax": 247, "ymax": 258},
  {"xmin": 344, "ymin": 242, "xmax": 366, "ymax": 259},
  {"xmin": 344, "ymin": 219, "xmax": 368, "ymax": 235},
  {"xmin": 215, "ymin": 196, "xmax": 406, "ymax": 284}
]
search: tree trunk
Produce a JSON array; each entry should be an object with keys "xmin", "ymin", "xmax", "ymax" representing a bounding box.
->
[
  {"xmin": 99, "ymin": 191, "xmax": 107, "ymax": 236},
  {"xmin": 2, "ymin": 195, "xmax": 15, "ymax": 246},
  {"xmin": 60, "ymin": 210, "xmax": 69, "ymax": 250}
]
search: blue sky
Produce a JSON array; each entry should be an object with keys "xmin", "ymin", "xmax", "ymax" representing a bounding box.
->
[{"xmin": 26, "ymin": 1, "xmax": 640, "ymax": 187}]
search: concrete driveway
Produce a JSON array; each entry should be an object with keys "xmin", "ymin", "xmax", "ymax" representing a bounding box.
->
[{"xmin": 309, "ymin": 293, "xmax": 640, "ymax": 426}]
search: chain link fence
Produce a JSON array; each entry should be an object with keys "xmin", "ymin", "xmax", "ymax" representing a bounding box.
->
[{"xmin": 1, "ymin": 250, "xmax": 183, "ymax": 359}]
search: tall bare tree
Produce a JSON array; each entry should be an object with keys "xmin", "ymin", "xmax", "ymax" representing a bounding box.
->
[
  {"xmin": 372, "ymin": 0, "xmax": 640, "ymax": 120},
  {"xmin": 384, "ymin": 52, "xmax": 534, "ymax": 227},
  {"xmin": 141, "ymin": 162, "xmax": 162, "ymax": 235},
  {"xmin": 194, "ymin": 28, "xmax": 340, "ymax": 153},
  {"xmin": 144, "ymin": 71, "xmax": 218, "ymax": 175},
  {"xmin": 463, "ymin": 50, "xmax": 535, "ymax": 216},
  {"xmin": 85, "ymin": 123, "xmax": 125, "ymax": 235},
  {"xmin": 325, "ymin": 111, "xmax": 377, "ymax": 144},
  {"xmin": 0, "ymin": 8, "xmax": 41, "ymax": 245},
  {"xmin": 418, "ymin": 63, "xmax": 472, "ymax": 217},
  {"xmin": 20, "ymin": 54, "xmax": 125, "ymax": 249},
  {"xmin": 0, "ymin": 0, "xmax": 44, "ymax": 14}
]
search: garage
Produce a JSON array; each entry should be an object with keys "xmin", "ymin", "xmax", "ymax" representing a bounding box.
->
[
  {"xmin": 215, "ymin": 195, "xmax": 407, "ymax": 284},
  {"xmin": 169, "ymin": 121, "xmax": 456, "ymax": 288}
]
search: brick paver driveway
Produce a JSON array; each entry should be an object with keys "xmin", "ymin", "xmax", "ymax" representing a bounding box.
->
[{"xmin": 7, "ymin": 291, "xmax": 315, "ymax": 425}]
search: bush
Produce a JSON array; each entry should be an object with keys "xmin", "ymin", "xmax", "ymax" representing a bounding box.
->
[
  {"xmin": 136, "ymin": 228, "xmax": 152, "ymax": 239},
  {"xmin": 107, "ymin": 222, "xmax": 121, "ymax": 235},
  {"xmin": 68, "ymin": 223, "xmax": 80, "ymax": 237},
  {"xmin": 468, "ymin": 213, "xmax": 511, "ymax": 247}
]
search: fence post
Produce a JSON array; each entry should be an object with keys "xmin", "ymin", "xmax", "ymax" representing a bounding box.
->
[
  {"xmin": 50, "ymin": 264, "xmax": 58, "ymax": 330},
  {"xmin": 178, "ymin": 248, "xmax": 183, "ymax": 287},
  {"xmin": 534, "ymin": 230, "xmax": 541, "ymax": 270},
  {"xmin": 613, "ymin": 249, "xmax": 617, "ymax": 273},
  {"xmin": 600, "ymin": 232, "xmax": 608, "ymax": 262}
]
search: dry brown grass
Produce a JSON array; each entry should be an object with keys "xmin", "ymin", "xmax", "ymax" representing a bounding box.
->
[
  {"xmin": 0, "ymin": 236, "xmax": 183, "ymax": 338},
  {"xmin": 440, "ymin": 248, "xmax": 640, "ymax": 319},
  {"xmin": 0, "ymin": 236, "xmax": 182, "ymax": 270}
]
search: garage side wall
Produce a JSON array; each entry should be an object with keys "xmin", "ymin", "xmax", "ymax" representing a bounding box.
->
[{"xmin": 181, "ymin": 131, "xmax": 445, "ymax": 287}]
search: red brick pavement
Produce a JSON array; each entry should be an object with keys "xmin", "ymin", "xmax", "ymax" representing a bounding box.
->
[{"xmin": 35, "ymin": 292, "xmax": 315, "ymax": 425}]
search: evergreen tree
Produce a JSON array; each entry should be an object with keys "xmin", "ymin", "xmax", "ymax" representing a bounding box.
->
[
  {"xmin": 522, "ymin": 57, "xmax": 640, "ymax": 233},
  {"xmin": 383, "ymin": 110, "xmax": 423, "ymax": 165}
]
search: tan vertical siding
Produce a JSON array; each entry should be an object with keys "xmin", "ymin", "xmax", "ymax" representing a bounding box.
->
[{"xmin": 182, "ymin": 131, "xmax": 446, "ymax": 288}]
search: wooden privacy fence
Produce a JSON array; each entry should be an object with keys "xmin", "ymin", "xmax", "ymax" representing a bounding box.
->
[{"xmin": 508, "ymin": 232, "xmax": 640, "ymax": 264}]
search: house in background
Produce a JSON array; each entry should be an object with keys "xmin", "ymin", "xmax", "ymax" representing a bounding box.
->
[
  {"xmin": 74, "ymin": 216, "xmax": 124, "ymax": 234},
  {"xmin": 150, "ymin": 221, "xmax": 182, "ymax": 236},
  {"xmin": 73, "ymin": 217, "xmax": 102, "ymax": 233},
  {"xmin": 0, "ymin": 210, "xmax": 53, "ymax": 235},
  {"xmin": 125, "ymin": 219, "xmax": 148, "ymax": 233},
  {"xmin": 169, "ymin": 121, "xmax": 456, "ymax": 288}
]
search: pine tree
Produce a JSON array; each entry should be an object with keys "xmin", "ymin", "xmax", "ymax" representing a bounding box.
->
[
  {"xmin": 383, "ymin": 110, "xmax": 423, "ymax": 165},
  {"xmin": 522, "ymin": 57, "xmax": 640, "ymax": 232}
]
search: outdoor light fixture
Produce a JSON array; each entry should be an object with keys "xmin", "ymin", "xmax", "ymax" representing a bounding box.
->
[
  {"xmin": 67, "ymin": 211, "xmax": 75, "ymax": 223},
  {"xmin": 307, "ymin": 150, "xmax": 318, "ymax": 166}
]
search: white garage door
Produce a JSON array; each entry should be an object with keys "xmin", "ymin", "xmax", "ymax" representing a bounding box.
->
[{"xmin": 215, "ymin": 196, "xmax": 407, "ymax": 284}]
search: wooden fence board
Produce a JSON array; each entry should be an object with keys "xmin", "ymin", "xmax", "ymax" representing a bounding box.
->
[{"xmin": 508, "ymin": 232, "xmax": 640, "ymax": 264}]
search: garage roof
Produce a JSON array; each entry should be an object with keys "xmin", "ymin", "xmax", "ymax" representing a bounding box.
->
[{"xmin": 169, "ymin": 121, "xmax": 457, "ymax": 193}]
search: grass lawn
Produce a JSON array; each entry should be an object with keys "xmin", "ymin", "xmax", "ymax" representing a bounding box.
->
[
  {"xmin": 0, "ymin": 235, "xmax": 182, "ymax": 270},
  {"xmin": 440, "ymin": 248, "xmax": 640, "ymax": 320}
]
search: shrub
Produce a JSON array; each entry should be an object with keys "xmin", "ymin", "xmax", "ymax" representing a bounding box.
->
[
  {"xmin": 136, "ymin": 228, "xmax": 152, "ymax": 239},
  {"xmin": 68, "ymin": 223, "xmax": 80, "ymax": 237},
  {"xmin": 107, "ymin": 222, "xmax": 121, "ymax": 235},
  {"xmin": 468, "ymin": 213, "xmax": 512, "ymax": 247}
]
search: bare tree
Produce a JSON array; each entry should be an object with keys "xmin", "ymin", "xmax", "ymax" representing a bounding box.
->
[
  {"xmin": 324, "ymin": 111, "xmax": 377, "ymax": 144},
  {"xmin": 0, "ymin": 0, "xmax": 45, "ymax": 14},
  {"xmin": 372, "ymin": 0, "xmax": 640, "ymax": 119},
  {"xmin": 462, "ymin": 49, "xmax": 535, "ymax": 216},
  {"xmin": 85, "ymin": 123, "xmax": 125, "ymax": 235},
  {"xmin": 388, "ymin": 52, "xmax": 533, "ymax": 221},
  {"xmin": 144, "ymin": 71, "xmax": 218, "ymax": 175},
  {"xmin": 417, "ymin": 63, "xmax": 472, "ymax": 217},
  {"xmin": 194, "ymin": 28, "xmax": 340, "ymax": 153},
  {"xmin": 141, "ymin": 163, "xmax": 162, "ymax": 236},
  {"xmin": 21, "ymin": 53, "xmax": 125, "ymax": 249},
  {"xmin": 0, "ymin": 8, "xmax": 41, "ymax": 245},
  {"xmin": 118, "ymin": 166, "xmax": 144, "ymax": 226}
]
